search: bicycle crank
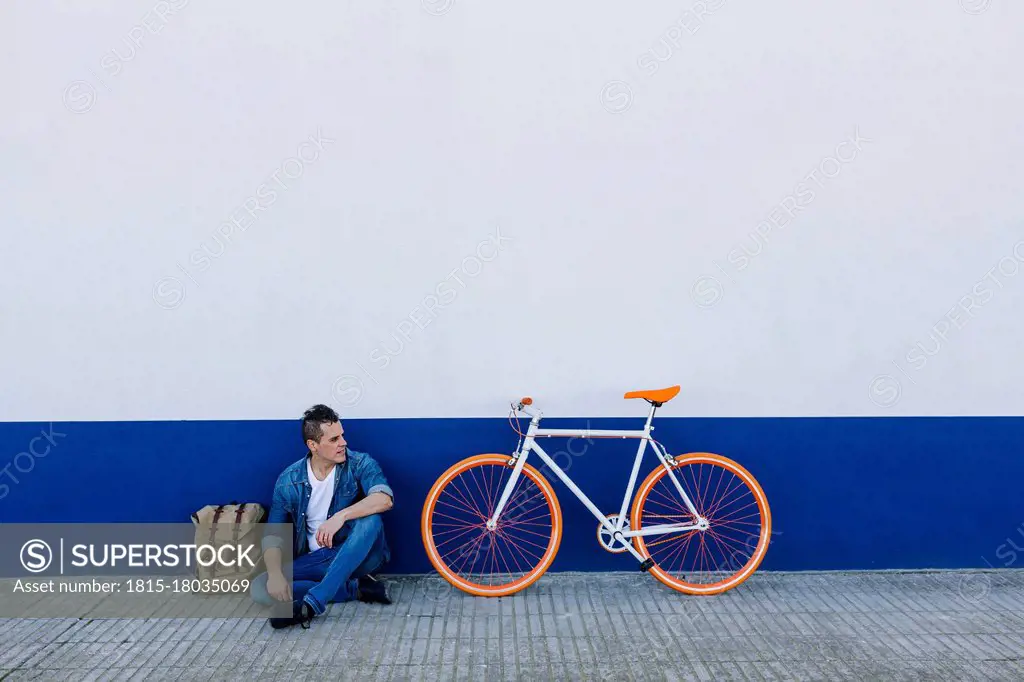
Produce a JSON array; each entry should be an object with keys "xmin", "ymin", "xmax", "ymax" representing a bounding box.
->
[{"xmin": 597, "ymin": 515, "xmax": 630, "ymax": 553}]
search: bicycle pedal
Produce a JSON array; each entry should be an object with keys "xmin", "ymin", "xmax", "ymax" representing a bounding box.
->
[{"xmin": 639, "ymin": 558, "xmax": 655, "ymax": 572}]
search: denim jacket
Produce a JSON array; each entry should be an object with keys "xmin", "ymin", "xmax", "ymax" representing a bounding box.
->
[{"xmin": 262, "ymin": 449, "xmax": 393, "ymax": 560}]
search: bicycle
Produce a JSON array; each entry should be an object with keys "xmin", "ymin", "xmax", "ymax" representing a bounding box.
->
[{"xmin": 421, "ymin": 386, "xmax": 772, "ymax": 597}]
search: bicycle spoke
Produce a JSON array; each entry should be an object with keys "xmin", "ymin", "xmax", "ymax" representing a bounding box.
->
[
  {"xmin": 709, "ymin": 496, "xmax": 758, "ymax": 521},
  {"xmin": 431, "ymin": 508, "xmax": 483, "ymax": 527},
  {"xmin": 441, "ymin": 529, "xmax": 487, "ymax": 566},
  {"xmin": 433, "ymin": 523, "xmax": 484, "ymax": 545},
  {"xmin": 703, "ymin": 475, "xmax": 747, "ymax": 520},
  {"xmin": 452, "ymin": 531, "xmax": 490, "ymax": 575},
  {"xmin": 496, "ymin": 527, "xmax": 541, "ymax": 571},
  {"xmin": 437, "ymin": 489, "xmax": 488, "ymax": 520},
  {"xmin": 646, "ymin": 529, "xmax": 697, "ymax": 550},
  {"xmin": 467, "ymin": 467, "xmax": 493, "ymax": 517},
  {"xmin": 692, "ymin": 462, "xmax": 709, "ymax": 514},
  {"xmin": 496, "ymin": 524, "xmax": 553, "ymax": 542},
  {"xmin": 647, "ymin": 485, "xmax": 692, "ymax": 515},
  {"xmin": 447, "ymin": 476, "xmax": 488, "ymax": 521},
  {"xmin": 501, "ymin": 512, "xmax": 552, "ymax": 529},
  {"xmin": 483, "ymin": 463, "xmax": 499, "ymax": 517},
  {"xmin": 659, "ymin": 530, "xmax": 698, "ymax": 572},
  {"xmin": 704, "ymin": 526, "xmax": 751, "ymax": 561},
  {"xmin": 711, "ymin": 508, "xmax": 762, "ymax": 528}
]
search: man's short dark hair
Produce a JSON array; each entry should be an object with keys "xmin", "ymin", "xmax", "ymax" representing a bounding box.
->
[{"xmin": 302, "ymin": 404, "xmax": 340, "ymax": 445}]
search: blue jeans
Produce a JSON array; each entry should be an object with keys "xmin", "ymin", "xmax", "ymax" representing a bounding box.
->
[{"xmin": 250, "ymin": 514, "xmax": 387, "ymax": 615}]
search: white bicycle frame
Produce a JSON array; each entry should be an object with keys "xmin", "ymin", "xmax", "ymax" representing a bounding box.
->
[{"xmin": 486, "ymin": 400, "xmax": 707, "ymax": 566}]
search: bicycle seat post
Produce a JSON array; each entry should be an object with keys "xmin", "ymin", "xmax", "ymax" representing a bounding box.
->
[{"xmin": 643, "ymin": 400, "xmax": 659, "ymax": 433}]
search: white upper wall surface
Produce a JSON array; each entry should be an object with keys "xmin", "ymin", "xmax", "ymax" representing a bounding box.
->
[{"xmin": 1, "ymin": 0, "xmax": 1022, "ymax": 420}]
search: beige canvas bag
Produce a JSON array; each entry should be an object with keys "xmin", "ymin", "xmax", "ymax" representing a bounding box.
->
[{"xmin": 190, "ymin": 502, "xmax": 266, "ymax": 589}]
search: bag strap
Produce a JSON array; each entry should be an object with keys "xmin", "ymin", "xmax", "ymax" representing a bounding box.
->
[
  {"xmin": 208, "ymin": 505, "xmax": 223, "ymax": 547},
  {"xmin": 232, "ymin": 503, "xmax": 246, "ymax": 544}
]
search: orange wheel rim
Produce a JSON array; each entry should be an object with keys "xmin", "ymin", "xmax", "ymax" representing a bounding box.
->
[
  {"xmin": 422, "ymin": 455, "xmax": 562, "ymax": 596},
  {"xmin": 632, "ymin": 453, "xmax": 771, "ymax": 595}
]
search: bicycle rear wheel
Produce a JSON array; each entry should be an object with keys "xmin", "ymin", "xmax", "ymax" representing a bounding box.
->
[
  {"xmin": 421, "ymin": 454, "xmax": 562, "ymax": 597},
  {"xmin": 631, "ymin": 452, "xmax": 771, "ymax": 595}
]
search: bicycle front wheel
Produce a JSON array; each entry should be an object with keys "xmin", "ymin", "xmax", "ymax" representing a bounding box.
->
[
  {"xmin": 421, "ymin": 454, "xmax": 562, "ymax": 597},
  {"xmin": 631, "ymin": 452, "xmax": 771, "ymax": 595}
]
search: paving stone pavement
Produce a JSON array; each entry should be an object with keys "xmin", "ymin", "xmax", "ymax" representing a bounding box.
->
[{"xmin": 1, "ymin": 570, "xmax": 1022, "ymax": 681}]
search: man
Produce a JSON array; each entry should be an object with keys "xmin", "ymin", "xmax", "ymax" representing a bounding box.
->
[{"xmin": 251, "ymin": 404, "xmax": 394, "ymax": 629}]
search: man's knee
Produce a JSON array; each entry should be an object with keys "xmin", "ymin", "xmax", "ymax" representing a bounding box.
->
[{"xmin": 350, "ymin": 514, "xmax": 383, "ymax": 536}]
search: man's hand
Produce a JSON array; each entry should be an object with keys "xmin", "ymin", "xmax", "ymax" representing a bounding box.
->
[
  {"xmin": 315, "ymin": 512, "xmax": 347, "ymax": 549},
  {"xmin": 266, "ymin": 572, "xmax": 291, "ymax": 602}
]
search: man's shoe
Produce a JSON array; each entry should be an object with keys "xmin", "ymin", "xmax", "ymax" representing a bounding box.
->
[
  {"xmin": 356, "ymin": 575, "xmax": 392, "ymax": 605},
  {"xmin": 269, "ymin": 600, "xmax": 316, "ymax": 630}
]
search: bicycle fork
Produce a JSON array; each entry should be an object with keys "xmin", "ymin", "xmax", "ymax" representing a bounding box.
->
[{"xmin": 486, "ymin": 438, "xmax": 531, "ymax": 531}]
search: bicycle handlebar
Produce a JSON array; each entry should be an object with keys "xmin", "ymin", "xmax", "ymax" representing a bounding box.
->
[{"xmin": 513, "ymin": 398, "xmax": 541, "ymax": 418}]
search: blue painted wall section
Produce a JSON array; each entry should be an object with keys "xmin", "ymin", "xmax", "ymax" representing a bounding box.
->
[{"xmin": 1, "ymin": 417, "xmax": 1019, "ymax": 573}]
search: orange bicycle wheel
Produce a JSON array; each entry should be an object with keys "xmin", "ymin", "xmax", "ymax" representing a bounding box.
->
[
  {"xmin": 421, "ymin": 454, "xmax": 562, "ymax": 597},
  {"xmin": 631, "ymin": 452, "xmax": 771, "ymax": 595}
]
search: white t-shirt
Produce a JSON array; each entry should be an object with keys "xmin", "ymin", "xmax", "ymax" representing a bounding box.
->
[{"xmin": 306, "ymin": 459, "xmax": 336, "ymax": 552}]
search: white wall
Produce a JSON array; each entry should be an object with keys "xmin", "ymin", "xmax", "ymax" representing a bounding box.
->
[{"xmin": 2, "ymin": 0, "xmax": 1022, "ymax": 420}]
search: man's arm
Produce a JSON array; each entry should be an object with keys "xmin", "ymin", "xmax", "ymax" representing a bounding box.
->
[
  {"xmin": 261, "ymin": 477, "xmax": 291, "ymax": 557},
  {"xmin": 264, "ymin": 547, "xmax": 284, "ymax": 576},
  {"xmin": 261, "ymin": 476, "xmax": 293, "ymax": 601},
  {"xmin": 314, "ymin": 453, "xmax": 394, "ymax": 548},
  {"xmin": 314, "ymin": 491, "xmax": 392, "ymax": 549},
  {"xmin": 341, "ymin": 490, "xmax": 393, "ymax": 520},
  {"xmin": 354, "ymin": 452, "xmax": 395, "ymax": 505}
]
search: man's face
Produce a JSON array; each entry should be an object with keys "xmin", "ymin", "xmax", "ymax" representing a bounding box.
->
[{"xmin": 309, "ymin": 421, "xmax": 347, "ymax": 464}]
